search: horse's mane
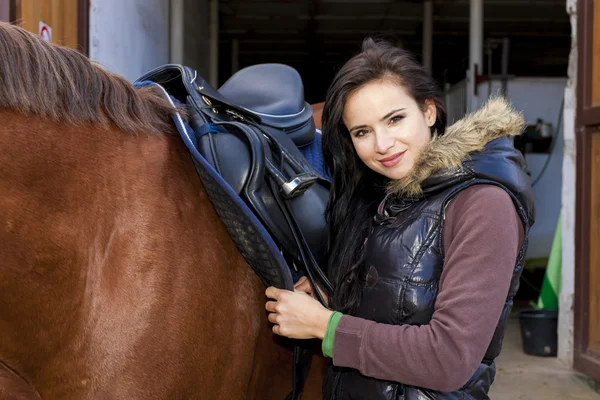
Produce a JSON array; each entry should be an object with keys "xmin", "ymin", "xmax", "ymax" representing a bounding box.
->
[{"xmin": 0, "ymin": 22, "xmax": 176, "ymax": 135}]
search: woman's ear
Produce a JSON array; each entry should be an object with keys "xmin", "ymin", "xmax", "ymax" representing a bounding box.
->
[{"xmin": 424, "ymin": 99, "xmax": 436, "ymax": 127}]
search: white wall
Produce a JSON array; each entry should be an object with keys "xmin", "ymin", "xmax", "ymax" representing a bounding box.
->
[
  {"xmin": 89, "ymin": 0, "xmax": 170, "ymax": 82},
  {"xmin": 470, "ymin": 78, "xmax": 566, "ymax": 260},
  {"xmin": 558, "ymin": 0, "xmax": 578, "ymax": 367}
]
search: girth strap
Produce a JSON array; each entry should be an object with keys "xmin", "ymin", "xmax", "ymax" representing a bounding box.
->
[{"xmin": 287, "ymin": 344, "xmax": 314, "ymax": 400}]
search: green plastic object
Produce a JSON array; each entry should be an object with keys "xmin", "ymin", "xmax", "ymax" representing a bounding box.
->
[{"xmin": 537, "ymin": 212, "xmax": 562, "ymax": 311}]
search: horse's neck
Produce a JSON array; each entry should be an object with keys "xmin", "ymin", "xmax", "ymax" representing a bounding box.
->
[{"xmin": 0, "ymin": 111, "xmax": 292, "ymax": 399}]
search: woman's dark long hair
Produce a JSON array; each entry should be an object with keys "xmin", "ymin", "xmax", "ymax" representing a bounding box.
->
[{"xmin": 322, "ymin": 38, "xmax": 447, "ymax": 314}]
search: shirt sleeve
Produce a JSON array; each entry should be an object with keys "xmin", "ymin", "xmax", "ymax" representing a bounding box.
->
[{"xmin": 331, "ymin": 185, "xmax": 524, "ymax": 392}]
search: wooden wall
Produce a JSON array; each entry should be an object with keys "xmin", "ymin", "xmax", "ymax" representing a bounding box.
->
[
  {"xmin": 589, "ymin": 132, "xmax": 600, "ymax": 353},
  {"xmin": 13, "ymin": 0, "xmax": 80, "ymax": 49},
  {"xmin": 593, "ymin": 0, "xmax": 600, "ymax": 106},
  {"xmin": 575, "ymin": 0, "xmax": 600, "ymax": 383}
]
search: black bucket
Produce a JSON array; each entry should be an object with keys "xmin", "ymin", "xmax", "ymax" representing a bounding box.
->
[{"xmin": 518, "ymin": 309, "xmax": 558, "ymax": 357}]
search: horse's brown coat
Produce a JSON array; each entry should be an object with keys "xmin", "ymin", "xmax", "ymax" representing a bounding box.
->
[{"xmin": 311, "ymin": 103, "xmax": 324, "ymax": 130}]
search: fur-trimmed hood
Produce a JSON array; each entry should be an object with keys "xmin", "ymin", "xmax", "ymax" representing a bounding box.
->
[{"xmin": 387, "ymin": 97, "xmax": 526, "ymax": 198}]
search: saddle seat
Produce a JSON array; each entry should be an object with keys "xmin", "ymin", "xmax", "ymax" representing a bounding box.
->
[{"xmin": 218, "ymin": 64, "xmax": 316, "ymax": 147}]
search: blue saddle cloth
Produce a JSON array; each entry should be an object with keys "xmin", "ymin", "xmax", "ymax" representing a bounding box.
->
[{"xmin": 298, "ymin": 129, "xmax": 328, "ymax": 179}]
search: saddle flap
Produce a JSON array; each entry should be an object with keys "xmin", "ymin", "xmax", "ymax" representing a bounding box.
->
[
  {"xmin": 193, "ymin": 118, "xmax": 330, "ymax": 271},
  {"xmin": 190, "ymin": 116, "xmax": 252, "ymax": 195}
]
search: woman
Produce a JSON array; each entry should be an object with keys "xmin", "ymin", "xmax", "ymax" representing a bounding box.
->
[{"xmin": 265, "ymin": 38, "xmax": 535, "ymax": 399}]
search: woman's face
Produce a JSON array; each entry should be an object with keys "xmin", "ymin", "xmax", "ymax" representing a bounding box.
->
[{"xmin": 343, "ymin": 79, "xmax": 436, "ymax": 180}]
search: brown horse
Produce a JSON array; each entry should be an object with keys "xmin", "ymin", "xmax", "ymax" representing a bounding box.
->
[{"xmin": 0, "ymin": 22, "xmax": 326, "ymax": 399}]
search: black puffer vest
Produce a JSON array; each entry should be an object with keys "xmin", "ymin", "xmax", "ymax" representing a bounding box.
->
[{"xmin": 323, "ymin": 111, "xmax": 536, "ymax": 399}]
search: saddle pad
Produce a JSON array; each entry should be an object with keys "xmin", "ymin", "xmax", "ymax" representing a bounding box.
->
[
  {"xmin": 135, "ymin": 80, "xmax": 294, "ymax": 291},
  {"xmin": 297, "ymin": 129, "xmax": 329, "ymax": 179}
]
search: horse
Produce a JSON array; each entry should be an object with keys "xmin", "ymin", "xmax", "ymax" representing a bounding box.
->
[{"xmin": 0, "ymin": 22, "xmax": 326, "ymax": 399}]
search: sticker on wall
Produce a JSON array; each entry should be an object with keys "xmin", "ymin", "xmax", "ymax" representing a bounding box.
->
[{"xmin": 39, "ymin": 21, "xmax": 52, "ymax": 42}]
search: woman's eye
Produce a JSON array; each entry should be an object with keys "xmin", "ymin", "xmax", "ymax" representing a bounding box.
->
[
  {"xmin": 390, "ymin": 115, "xmax": 404, "ymax": 124},
  {"xmin": 354, "ymin": 130, "xmax": 368, "ymax": 138}
]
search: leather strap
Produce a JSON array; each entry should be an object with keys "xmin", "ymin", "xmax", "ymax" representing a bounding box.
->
[
  {"xmin": 267, "ymin": 178, "xmax": 329, "ymax": 400},
  {"xmin": 268, "ymin": 176, "xmax": 331, "ymax": 303},
  {"xmin": 286, "ymin": 343, "xmax": 314, "ymax": 400}
]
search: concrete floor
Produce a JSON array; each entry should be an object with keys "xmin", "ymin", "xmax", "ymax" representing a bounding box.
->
[{"xmin": 490, "ymin": 313, "xmax": 600, "ymax": 399}]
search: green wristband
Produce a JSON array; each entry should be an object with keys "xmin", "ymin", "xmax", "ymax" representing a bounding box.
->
[{"xmin": 322, "ymin": 311, "xmax": 344, "ymax": 358}]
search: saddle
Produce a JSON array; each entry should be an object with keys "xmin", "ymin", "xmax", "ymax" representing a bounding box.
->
[{"xmin": 135, "ymin": 64, "xmax": 331, "ymax": 299}]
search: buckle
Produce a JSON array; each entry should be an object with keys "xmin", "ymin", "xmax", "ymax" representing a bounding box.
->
[
  {"xmin": 265, "ymin": 158, "xmax": 319, "ymax": 199},
  {"xmin": 281, "ymin": 174, "xmax": 319, "ymax": 198}
]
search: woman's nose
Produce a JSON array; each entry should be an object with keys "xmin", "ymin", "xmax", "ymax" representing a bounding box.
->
[{"xmin": 375, "ymin": 130, "xmax": 394, "ymax": 154}]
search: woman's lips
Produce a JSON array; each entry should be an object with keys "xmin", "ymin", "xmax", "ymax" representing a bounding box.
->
[{"xmin": 378, "ymin": 151, "xmax": 406, "ymax": 168}]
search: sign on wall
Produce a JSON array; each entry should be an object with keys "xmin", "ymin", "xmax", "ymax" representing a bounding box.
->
[{"xmin": 39, "ymin": 21, "xmax": 52, "ymax": 42}]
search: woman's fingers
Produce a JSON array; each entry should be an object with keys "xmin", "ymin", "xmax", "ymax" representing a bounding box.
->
[
  {"xmin": 265, "ymin": 286, "xmax": 283, "ymax": 300},
  {"xmin": 263, "ymin": 289, "xmax": 330, "ymax": 339},
  {"xmin": 272, "ymin": 324, "xmax": 281, "ymax": 336},
  {"xmin": 265, "ymin": 300, "xmax": 278, "ymax": 312},
  {"xmin": 294, "ymin": 276, "xmax": 308, "ymax": 288},
  {"xmin": 267, "ymin": 312, "xmax": 279, "ymax": 324},
  {"xmin": 294, "ymin": 277, "xmax": 315, "ymax": 298}
]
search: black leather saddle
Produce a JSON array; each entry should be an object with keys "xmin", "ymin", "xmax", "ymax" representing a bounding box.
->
[{"xmin": 135, "ymin": 64, "xmax": 331, "ymax": 298}]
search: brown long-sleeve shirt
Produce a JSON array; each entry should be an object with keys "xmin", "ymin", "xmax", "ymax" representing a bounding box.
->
[{"xmin": 332, "ymin": 184, "xmax": 524, "ymax": 392}]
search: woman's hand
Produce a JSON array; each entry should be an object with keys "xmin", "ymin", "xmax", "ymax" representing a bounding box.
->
[
  {"xmin": 265, "ymin": 286, "xmax": 333, "ymax": 340},
  {"xmin": 294, "ymin": 276, "xmax": 329, "ymax": 305}
]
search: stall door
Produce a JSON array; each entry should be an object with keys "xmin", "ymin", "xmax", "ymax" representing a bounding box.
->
[{"xmin": 574, "ymin": 0, "xmax": 600, "ymax": 382}]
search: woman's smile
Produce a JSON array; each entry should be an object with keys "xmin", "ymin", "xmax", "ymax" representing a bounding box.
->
[{"xmin": 378, "ymin": 150, "xmax": 406, "ymax": 168}]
